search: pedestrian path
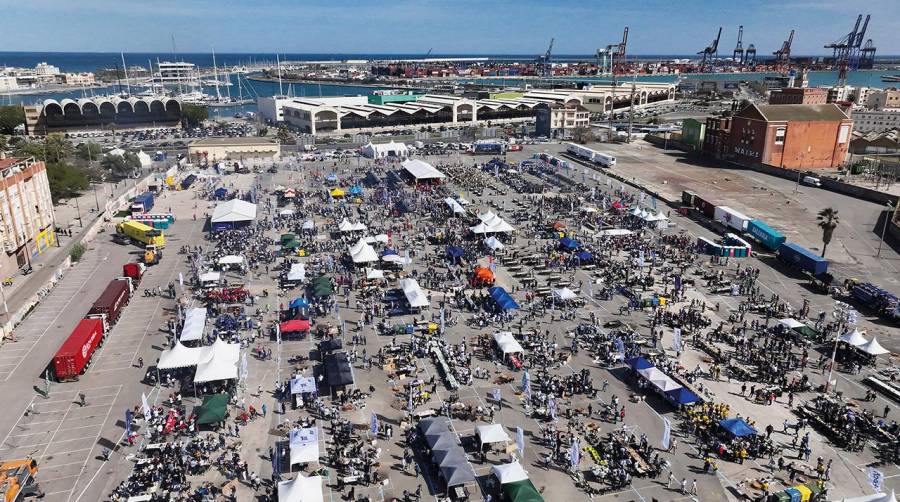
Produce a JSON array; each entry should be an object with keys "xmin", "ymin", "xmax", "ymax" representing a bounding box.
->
[{"xmin": 0, "ymin": 251, "xmax": 109, "ymax": 382}]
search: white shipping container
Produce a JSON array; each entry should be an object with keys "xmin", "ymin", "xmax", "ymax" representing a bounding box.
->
[{"xmin": 714, "ymin": 206, "xmax": 750, "ymax": 231}]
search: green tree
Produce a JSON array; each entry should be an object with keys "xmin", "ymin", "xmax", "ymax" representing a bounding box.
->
[
  {"xmin": 571, "ymin": 126, "xmax": 595, "ymax": 144},
  {"xmin": 46, "ymin": 162, "xmax": 89, "ymax": 202},
  {"xmin": 0, "ymin": 134, "xmax": 8, "ymax": 151},
  {"xmin": 14, "ymin": 139, "xmax": 47, "ymax": 160},
  {"xmin": 101, "ymin": 154, "xmax": 132, "ymax": 179},
  {"xmin": 181, "ymin": 104, "xmax": 208, "ymax": 127},
  {"xmin": 44, "ymin": 133, "xmax": 74, "ymax": 163},
  {"xmin": 817, "ymin": 207, "xmax": 840, "ymax": 257},
  {"xmin": 76, "ymin": 142, "xmax": 103, "ymax": 161},
  {"xmin": 0, "ymin": 106, "xmax": 25, "ymax": 135},
  {"xmin": 276, "ymin": 127, "xmax": 293, "ymax": 144}
]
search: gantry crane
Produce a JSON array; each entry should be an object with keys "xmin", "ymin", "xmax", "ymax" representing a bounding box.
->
[
  {"xmin": 698, "ymin": 27, "xmax": 722, "ymax": 69},
  {"xmin": 773, "ymin": 30, "xmax": 794, "ymax": 68},
  {"xmin": 535, "ymin": 38, "xmax": 554, "ymax": 77},
  {"xmin": 596, "ymin": 27, "xmax": 629, "ymax": 75},
  {"xmin": 733, "ymin": 26, "xmax": 745, "ymax": 63},
  {"xmin": 745, "ymin": 44, "xmax": 757, "ymax": 66},
  {"xmin": 826, "ymin": 14, "xmax": 873, "ymax": 86}
]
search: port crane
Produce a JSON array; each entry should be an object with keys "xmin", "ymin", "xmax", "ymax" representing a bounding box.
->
[
  {"xmin": 772, "ymin": 30, "xmax": 794, "ymax": 68},
  {"xmin": 745, "ymin": 44, "xmax": 757, "ymax": 66},
  {"xmin": 596, "ymin": 27, "xmax": 629, "ymax": 75},
  {"xmin": 535, "ymin": 38, "xmax": 554, "ymax": 77},
  {"xmin": 826, "ymin": 14, "xmax": 875, "ymax": 84},
  {"xmin": 698, "ymin": 27, "xmax": 722, "ymax": 69},
  {"xmin": 733, "ymin": 26, "xmax": 745, "ymax": 63}
]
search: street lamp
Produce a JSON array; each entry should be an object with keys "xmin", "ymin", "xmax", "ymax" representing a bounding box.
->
[
  {"xmin": 794, "ymin": 146, "xmax": 811, "ymax": 194},
  {"xmin": 877, "ymin": 201, "xmax": 894, "ymax": 258}
]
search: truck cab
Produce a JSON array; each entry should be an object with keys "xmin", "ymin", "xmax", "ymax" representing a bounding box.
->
[
  {"xmin": 144, "ymin": 245, "xmax": 161, "ymax": 266},
  {"xmin": 0, "ymin": 458, "xmax": 43, "ymax": 500}
]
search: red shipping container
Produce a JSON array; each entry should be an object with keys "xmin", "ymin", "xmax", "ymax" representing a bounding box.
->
[
  {"xmin": 88, "ymin": 279, "xmax": 131, "ymax": 325},
  {"xmin": 52, "ymin": 318, "xmax": 105, "ymax": 381}
]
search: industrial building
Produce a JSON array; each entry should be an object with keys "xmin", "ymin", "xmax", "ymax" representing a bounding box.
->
[
  {"xmin": 768, "ymin": 87, "xmax": 828, "ymax": 105},
  {"xmin": 865, "ymin": 88, "xmax": 900, "ymax": 110},
  {"xmin": 564, "ymin": 83, "xmax": 676, "ymax": 115},
  {"xmin": 726, "ymin": 103, "xmax": 853, "ymax": 169},
  {"xmin": 535, "ymin": 103, "xmax": 590, "ymax": 139},
  {"xmin": 849, "ymin": 130, "xmax": 899, "ymax": 154},
  {"xmin": 850, "ymin": 110, "xmax": 900, "ymax": 133},
  {"xmin": 188, "ymin": 137, "xmax": 280, "ymax": 162},
  {"xmin": 24, "ymin": 96, "xmax": 183, "ymax": 136},
  {"xmin": 0, "ymin": 157, "xmax": 56, "ymax": 278}
]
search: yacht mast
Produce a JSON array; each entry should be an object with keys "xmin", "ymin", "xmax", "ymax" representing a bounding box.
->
[
  {"xmin": 212, "ymin": 49, "xmax": 221, "ymax": 101},
  {"xmin": 121, "ymin": 52, "xmax": 131, "ymax": 96},
  {"xmin": 276, "ymin": 54, "xmax": 284, "ymax": 96}
]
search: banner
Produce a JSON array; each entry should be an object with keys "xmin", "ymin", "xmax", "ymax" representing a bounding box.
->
[
  {"xmin": 661, "ymin": 417, "xmax": 672, "ymax": 450},
  {"xmin": 673, "ymin": 328, "xmax": 682, "ymax": 353},
  {"xmin": 178, "ymin": 272, "xmax": 184, "ymax": 290},
  {"xmin": 516, "ymin": 427, "xmax": 525, "ymax": 455},
  {"xmin": 276, "ymin": 322, "xmax": 281, "ymax": 344},
  {"xmin": 548, "ymin": 396, "xmax": 557, "ymax": 421},
  {"xmin": 491, "ymin": 388, "xmax": 502, "ymax": 402},
  {"xmin": 370, "ymin": 413, "xmax": 379, "ymax": 435},
  {"xmin": 615, "ymin": 337, "xmax": 625, "ymax": 354},
  {"xmin": 521, "ymin": 369, "xmax": 531, "ymax": 396},
  {"xmin": 125, "ymin": 409, "xmax": 134, "ymax": 437},
  {"xmin": 291, "ymin": 376, "xmax": 316, "ymax": 394},
  {"xmin": 239, "ymin": 351, "xmax": 249, "ymax": 382},
  {"xmin": 141, "ymin": 392, "xmax": 151, "ymax": 418},
  {"xmin": 868, "ymin": 467, "xmax": 884, "ymax": 492},
  {"xmin": 439, "ymin": 308, "xmax": 445, "ymax": 333},
  {"xmin": 569, "ymin": 437, "xmax": 580, "ymax": 467},
  {"xmin": 651, "ymin": 196, "xmax": 657, "ymax": 210}
]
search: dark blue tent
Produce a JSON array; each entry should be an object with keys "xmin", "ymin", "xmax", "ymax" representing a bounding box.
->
[
  {"xmin": 289, "ymin": 298, "xmax": 310, "ymax": 309},
  {"xmin": 559, "ymin": 237, "xmax": 580, "ymax": 249},
  {"xmin": 446, "ymin": 246, "xmax": 465, "ymax": 258},
  {"xmin": 488, "ymin": 286, "xmax": 519, "ymax": 311},
  {"xmin": 381, "ymin": 248, "xmax": 398, "ymax": 257},
  {"xmin": 626, "ymin": 356, "xmax": 653, "ymax": 370},
  {"xmin": 719, "ymin": 418, "xmax": 757, "ymax": 437},
  {"xmin": 665, "ymin": 387, "xmax": 701, "ymax": 405},
  {"xmin": 214, "ymin": 187, "xmax": 228, "ymax": 199},
  {"xmin": 576, "ymin": 251, "xmax": 593, "ymax": 261}
]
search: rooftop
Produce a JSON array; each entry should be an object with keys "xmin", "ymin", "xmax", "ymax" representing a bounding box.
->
[
  {"xmin": 189, "ymin": 137, "xmax": 278, "ymax": 147},
  {"xmin": 749, "ymin": 103, "xmax": 850, "ymax": 122}
]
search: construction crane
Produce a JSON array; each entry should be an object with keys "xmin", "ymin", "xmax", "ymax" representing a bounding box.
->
[
  {"xmin": 825, "ymin": 14, "xmax": 872, "ymax": 86},
  {"xmin": 773, "ymin": 30, "xmax": 794, "ymax": 67},
  {"xmin": 535, "ymin": 38, "xmax": 554, "ymax": 77},
  {"xmin": 596, "ymin": 27, "xmax": 629, "ymax": 76},
  {"xmin": 424, "ymin": 48, "xmax": 433, "ymax": 59},
  {"xmin": 745, "ymin": 44, "xmax": 757, "ymax": 66},
  {"xmin": 733, "ymin": 26, "xmax": 745, "ymax": 63},
  {"xmin": 698, "ymin": 27, "xmax": 722, "ymax": 68}
]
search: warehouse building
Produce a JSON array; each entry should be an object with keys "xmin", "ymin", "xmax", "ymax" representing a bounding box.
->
[
  {"xmin": 535, "ymin": 103, "xmax": 590, "ymax": 139},
  {"xmin": 188, "ymin": 137, "xmax": 280, "ymax": 162},
  {"xmin": 572, "ymin": 82, "xmax": 676, "ymax": 115},
  {"xmin": 726, "ymin": 103, "xmax": 853, "ymax": 169},
  {"xmin": 24, "ymin": 96, "xmax": 182, "ymax": 136},
  {"xmin": 0, "ymin": 157, "xmax": 56, "ymax": 277}
]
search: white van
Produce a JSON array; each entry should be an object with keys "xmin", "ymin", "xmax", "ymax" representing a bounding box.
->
[{"xmin": 801, "ymin": 176, "xmax": 822, "ymax": 187}]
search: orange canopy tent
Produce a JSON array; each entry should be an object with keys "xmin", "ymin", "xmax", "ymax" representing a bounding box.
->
[{"xmin": 473, "ymin": 266, "xmax": 495, "ymax": 283}]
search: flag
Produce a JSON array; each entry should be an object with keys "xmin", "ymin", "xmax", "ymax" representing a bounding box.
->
[
  {"xmin": 521, "ymin": 369, "xmax": 530, "ymax": 395},
  {"xmin": 370, "ymin": 413, "xmax": 379, "ymax": 435},
  {"xmin": 674, "ymin": 274, "xmax": 682, "ymax": 291},
  {"xmin": 407, "ymin": 391, "xmax": 414, "ymax": 412},
  {"xmin": 178, "ymin": 272, "xmax": 184, "ymax": 290},
  {"xmin": 141, "ymin": 392, "xmax": 151, "ymax": 418},
  {"xmin": 615, "ymin": 337, "xmax": 625, "ymax": 354},
  {"xmin": 661, "ymin": 417, "xmax": 672, "ymax": 450},
  {"xmin": 240, "ymin": 351, "xmax": 248, "ymax": 381},
  {"xmin": 569, "ymin": 437, "xmax": 580, "ymax": 467},
  {"xmin": 548, "ymin": 396, "xmax": 557, "ymax": 421},
  {"xmin": 673, "ymin": 328, "xmax": 682, "ymax": 352},
  {"xmin": 125, "ymin": 409, "xmax": 134, "ymax": 437},
  {"xmin": 588, "ymin": 281, "xmax": 593, "ymax": 298},
  {"xmin": 491, "ymin": 388, "xmax": 501, "ymax": 402},
  {"xmin": 868, "ymin": 467, "xmax": 884, "ymax": 492},
  {"xmin": 276, "ymin": 322, "xmax": 281, "ymax": 344},
  {"xmin": 516, "ymin": 427, "xmax": 525, "ymax": 455},
  {"xmin": 651, "ymin": 196, "xmax": 657, "ymax": 210},
  {"xmin": 439, "ymin": 308, "xmax": 445, "ymax": 333}
]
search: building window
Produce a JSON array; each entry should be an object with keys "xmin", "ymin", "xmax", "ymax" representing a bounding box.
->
[{"xmin": 774, "ymin": 127, "xmax": 786, "ymax": 145}]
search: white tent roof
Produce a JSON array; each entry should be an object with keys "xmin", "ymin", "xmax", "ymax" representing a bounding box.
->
[
  {"xmin": 349, "ymin": 238, "xmax": 379, "ymax": 263},
  {"xmin": 338, "ymin": 218, "xmax": 354, "ymax": 232},
  {"xmin": 445, "ymin": 197, "xmax": 466, "ymax": 214},
  {"xmin": 552, "ymin": 287, "xmax": 578, "ymax": 300},
  {"xmin": 839, "ymin": 328, "xmax": 869, "ymax": 347},
  {"xmin": 287, "ymin": 263, "xmax": 306, "ymax": 282},
  {"xmin": 352, "ymin": 222, "xmax": 368, "ymax": 231},
  {"xmin": 637, "ymin": 367, "xmax": 683, "ymax": 392},
  {"xmin": 218, "ymin": 255, "xmax": 244, "ymax": 265},
  {"xmin": 108, "ymin": 148, "xmax": 125, "ymax": 157},
  {"xmin": 361, "ymin": 141, "xmax": 408, "ymax": 158},
  {"xmin": 289, "ymin": 427, "xmax": 320, "ymax": 465},
  {"xmin": 492, "ymin": 332, "xmax": 524, "ymax": 354},
  {"xmin": 471, "ymin": 217, "xmax": 515, "ymax": 234},
  {"xmin": 211, "ymin": 199, "xmax": 257, "ymax": 223},
  {"xmin": 490, "ymin": 461, "xmax": 529, "ymax": 485},
  {"xmin": 137, "ymin": 150, "xmax": 153, "ymax": 168},
  {"xmin": 402, "ymin": 159, "xmax": 446, "ymax": 180},
  {"xmin": 302, "ymin": 220, "xmax": 315, "ymax": 230},
  {"xmin": 374, "ymin": 233, "xmax": 389, "ymax": 243},
  {"xmin": 778, "ymin": 318, "xmax": 805, "ymax": 329},
  {"xmin": 158, "ymin": 342, "xmax": 206, "ymax": 370},
  {"xmin": 477, "ymin": 211, "xmax": 497, "ymax": 222},
  {"xmin": 597, "ymin": 229, "xmax": 633, "ymax": 236},
  {"xmin": 194, "ymin": 338, "xmax": 240, "ymax": 383},
  {"xmin": 279, "ymin": 208, "xmax": 295, "ymax": 216},
  {"xmin": 198, "ymin": 271, "xmax": 221, "ymax": 284},
  {"xmin": 365, "ymin": 268, "xmax": 385, "ymax": 280},
  {"xmin": 484, "ymin": 236, "xmax": 505, "ymax": 250},
  {"xmin": 399, "ymin": 278, "xmax": 430, "ymax": 308},
  {"xmin": 179, "ymin": 308, "xmax": 208, "ymax": 342},
  {"xmin": 278, "ymin": 474, "xmax": 324, "ymax": 502},
  {"xmin": 476, "ymin": 424, "xmax": 511, "ymax": 444},
  {"xmin": 860, "ymin": 336, "xmax": 890, "ymax": 356},
  {"xmin": 839, "ymin": 491, "xmax": 897, "ymax": 502}
]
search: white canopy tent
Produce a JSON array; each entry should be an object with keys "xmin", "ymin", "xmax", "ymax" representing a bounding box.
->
[
  {"xmin": 287, "ymin": 263, "xmax": 306, "ymax": 282},
  {"xmin": 211, "ymin": 199, "xmax": 257, "ymax": 224},
  {"xmin": 839, "ymin": 328, "xmax": 869, "ymax": 347},
  {"xmin": 445, "ymin": 197, "xmax": 466, "ymax": 215},
  {"xmin": 349, "ymin": 238, "xmax": 379, "ymax": 264},
  {"xmin": 361, "ymin": 141, "xmax": 408, "ymax": 159},
  {"xmin": 338, "ymin": 219, "xmax": 367, "ymax": 233},
  {"xmin": 279, "ymin": 208, "xmax": 295, "ymax": 216},
  {"xmin": 597, "ymin": 229, "xmax": 633, "ymax": 236},
  {"xmin": 289, "ymin": 427, "xmax": 320, "ymax": 465},
  {"xmin": 352, "ymin": 222, "xmax": 368, "ymax": 231},
  {"xmin": 778, "ymin": 318, "xmax": 805, "ymax": 330},
  {"xmin": 365, "ymin": 268, "xmax": 385, "ymax": 280},
  {"xmin": 484, "ymin": 236, "xmax": 505, "ymax": 251},
  {"xmin": 302, "ymin": 220, "xmax": 315, "ymax": 230},
  {"xmin": 492, "ymin": 332, "xmax": 524, "ymax": 355},
  {"xmin": 277, "ymin": 474, "xmax": 324, "ymax": 502},
  {"xmin": 374, "ymin": 234, "xmax": 389, "ymax": 243},
  {"xmin": 179, "ymin": 308, "xmax": 208, "ymax": 342},
  {"xmin": 158, "ymin": 342, "xmax": 206, "ymax": 370},
  {"xmin": 398, "ymin": 278, "xmax": 430, "ymax": 308},
  {"xmin": 218, "ymin": 255, "xmax": 244, "ymax": 266},
  {"xmin": 637, "ymin": 367, "xmax": 683, "ymax": 392},
  {"xmin": 837, "ymin": 491, "xmax": 897, "ymax": 502},
  {"xmin": 193, "ymin": 338, "xmax": 241, "ymax": 383},
  {"xmin": 137, "ymin": 150, "xmax": 153, "ymax": 168},
  {"xmin": 401, "ymin": 159, "xmax": 446, "ymax": 180},
  {"xmin": 490, "ymin": 461, "xmax": 529, "ymax": 485},
  {"xmin": 475, "ymin": 424, "xmax": 511, "ymax": 446},
  {"xmin": 552, "ymin": 288, "xmax": 578, "ymax": 301},
  {"xmin": 859, "ymin": 336, "xmax": 890, "ymax": 356},
  {"xmin": 198, "ymin": 271, "xmax": 221, "ymax": 286}
]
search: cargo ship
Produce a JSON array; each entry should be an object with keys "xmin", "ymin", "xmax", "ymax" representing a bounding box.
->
[{"xmin": 882, "ymin": 75, "xmax": 900, "ymax": 82}]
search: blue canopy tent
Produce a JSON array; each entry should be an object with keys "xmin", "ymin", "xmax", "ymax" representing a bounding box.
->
[
  {"xmin": 348, "ymin": 185, "xmax": 363, "ymax": 195},
  {"xmin": 325, "ymin": 173, "xmax": 338, "ymax": 182},
  {"xmin": 289, "ymin": 298, "xmax": 310, "ymax": 309},
  {"xmin": 719, "ymin": 418, "xmax": 757, "ymax": 437},
  {"xmin": 626, "ymin": 356, "xmax": 653, "ymax": 371},
  {"xmin": 665, "ymin": 387, "xmax": 701, "ymax": 406},
  {"xmin": 214, "ymin": 187, "xmax": 228, "ymax": 199},
  {"xmin": 488, "ymin": 286, "xmax": 520, "ymax": 311},
  {"xmin": 446, "ymin": 246, "xmax": 465, "ymax": 259},
  {"xmin": 381, "ymin": 248, "xmax": 398, "ymax": 257},
  {"xmin": 576, "ymin": 251, "xmax": 593, "ymax": 261},
  {"xmin": 559, "ymin": 237, "xmax": 580, "ymax": 250}
]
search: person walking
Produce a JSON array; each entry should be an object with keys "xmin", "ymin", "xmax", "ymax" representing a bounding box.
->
[
  {"xmin": 78, "ymin": 392, "xmax": 86, "ymax": 407},
  {"xmin": 691, "ymin": 479, "xmax": 698, "ymax": 496},
  {"xmin": 668, "ymin": 471, "xmax": 676, "ymax": 489},
  {"xmin": 680, "ymin": 478, "xmax": 687, "ymax": 494}
]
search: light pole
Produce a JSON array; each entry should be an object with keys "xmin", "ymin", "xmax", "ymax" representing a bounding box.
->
[
  {"xmin": 877, "ymin": 201, "xmax": 894, "ymax": 258},
  {"xmin": 793, "ymin": 146, "xmax": 811, "ymax": 194}
]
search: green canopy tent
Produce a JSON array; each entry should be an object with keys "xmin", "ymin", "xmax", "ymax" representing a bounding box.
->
[
  {"xmin": 309, "ymin": 276, "xmax": 334, "ymax": 297},
  {"xmin": 196, "ymin": 393, "xmax": 229, "ymax": 425},
  {"xmin": 281, "ymin": 233, "xmax": 296, "ymax": 245},
  {"xmin": 501, "ymin": 479, "xmax": 544, "ymax": 502}
]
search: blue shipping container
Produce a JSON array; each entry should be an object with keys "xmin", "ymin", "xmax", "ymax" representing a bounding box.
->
[
  {"xmin": 777, "ymin": 242, "xmax": 828, "ymax": 276},
  {"xmin": 132, "ymin": 192, "xmax": 154, "ymax": 212},
  {"xmin": 747, "ymin": 220, "xmax": 786, "ymax": 251}
]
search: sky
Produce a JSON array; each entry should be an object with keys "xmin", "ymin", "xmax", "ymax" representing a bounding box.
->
[{"xmin": 4, "ymin": 0, "xmax": 899, "ymax": 55}]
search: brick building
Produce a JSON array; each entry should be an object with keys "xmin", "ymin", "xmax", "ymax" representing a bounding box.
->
[
  {"xmin": 0, "ymin": 157, "xmax": 56, "ymax": 278},
  {"xmin": 727, "ymin": 103, "xmax": 852, "ymax": 169},
  {"xmin": 768, "ymin": 87, "xmax": 828, "ymax": 105}
]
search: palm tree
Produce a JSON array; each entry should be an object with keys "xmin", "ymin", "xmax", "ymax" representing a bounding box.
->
[{"xmin": 817, "ymin": 207, "xmax": 840, "ymax": 257}]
